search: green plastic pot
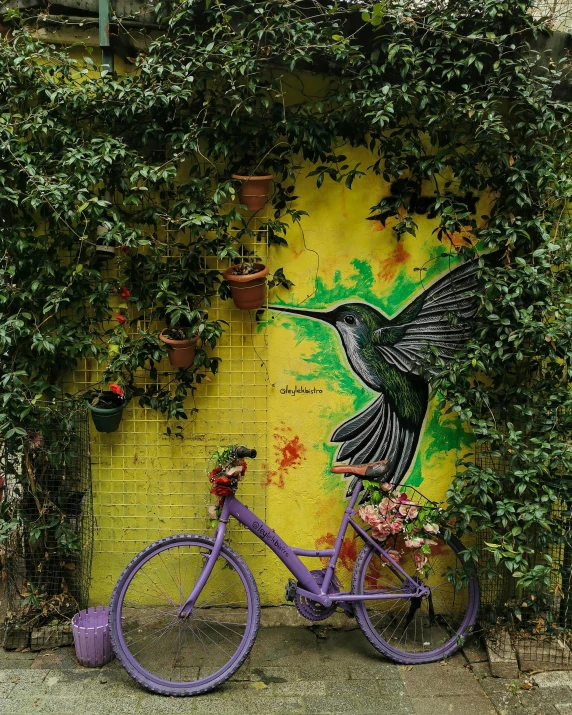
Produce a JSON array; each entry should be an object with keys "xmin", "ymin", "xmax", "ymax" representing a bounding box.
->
[{"xmin": 86, "ymin": 396, "xmax": 127, "ymax": 433}]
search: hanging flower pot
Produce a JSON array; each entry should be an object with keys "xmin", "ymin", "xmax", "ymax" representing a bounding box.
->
[
  {"xmin": 86, "ymin": 386, "xmax": 127, "ymax": 433},
  {"xmin": 159, "ymin": 329, "xmax": 199, "ymax": 369},
  {"xmin": 94, "ymin": 224, "xmax": 115, "ymax": 260},
  {"xmin": 231, "ymin": 174, "xmax": 273, "ymax": 211},
  {"xmin": 223, "ymin": 263, "xmax": 269, "ymax": 310}
]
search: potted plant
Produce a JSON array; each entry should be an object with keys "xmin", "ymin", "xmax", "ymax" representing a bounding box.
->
[
  {"xmin": 86, "ymin": 384, "xmax": 128, "ymax": 433},
  {"xmin": 159, "ymin": 319, "xmax": 200, "ymax": 369},
  {"xmin": 151, "ymin": 273, "xmax": 226, "ymax": 372},
  {"xmin": 231, "ymin": 162, "xmax": 273, "ymax": 211},
  {"xmin": 94, "ymin": 223, "xmax": 116, "ymax": 261},
  {"xmin": 223, "ymin": 260, "xmax": 270, "ymax": 310}
]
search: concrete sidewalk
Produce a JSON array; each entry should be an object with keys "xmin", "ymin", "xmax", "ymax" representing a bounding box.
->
[{"xmin": 0, "ymin": 625, "xmax": 561, "ymax": 715}]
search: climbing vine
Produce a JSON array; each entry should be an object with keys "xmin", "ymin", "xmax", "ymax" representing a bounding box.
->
[{"xmin": 1, "ymin": 0, "xmax": 572, "ymax": 616}]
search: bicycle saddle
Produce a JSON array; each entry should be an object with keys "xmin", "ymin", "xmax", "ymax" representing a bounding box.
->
[{"xmin": 330, "ymin": 461, "xmax": 388, "ymax": 478}]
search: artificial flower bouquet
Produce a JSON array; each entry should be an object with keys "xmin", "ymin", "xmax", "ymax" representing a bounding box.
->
[
  {"xmin": 207, "ymin": 446, "xmax": 247, "ymax": 525},
  {"xmin": 359, "ymin": 486, "xmax": 441, "ymax": 574}
]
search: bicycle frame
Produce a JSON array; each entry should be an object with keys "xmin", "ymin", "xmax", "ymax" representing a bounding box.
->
[{"xmin": 179, "ymin": 480, "xmax": 429, "ymax": 618}]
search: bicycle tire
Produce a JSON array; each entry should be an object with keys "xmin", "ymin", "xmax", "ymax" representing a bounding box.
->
[
  {"xmin": 109, "ymin": 534, "xmax": 260, "ymax": 696},
  {"xmin": 351, "ymin": 533, "xmax": 479, "ymax": 663}
]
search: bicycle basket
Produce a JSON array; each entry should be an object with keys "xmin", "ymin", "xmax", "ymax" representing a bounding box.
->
[{"xmin": 393, "ymin": 485, "xmax": 439, "ymax": 511}]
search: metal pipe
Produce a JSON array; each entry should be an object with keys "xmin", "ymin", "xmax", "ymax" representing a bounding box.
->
[{"xmin": 98, "ymin": 0, "xmax": 114, "ymax": 74}]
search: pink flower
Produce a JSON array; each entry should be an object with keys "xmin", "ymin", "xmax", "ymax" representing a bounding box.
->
[
  {"xmin": 358, "ymin": 505, "xmax": 379, "ymax": 527},
  {"xmin": 387, "ymin": 549, "xmax": 401, "ymax": 564},
  {"xmin": 404, "ymin": 536, "xmax": 425, "ymax": 549},
  {"xmin": 207, "ymin": 505, "xmax": 218, "ymax": 520},
  {"xmin": 390, "ymin": 519, "xmax": 403, "ymax": 535},
  {"xmin": 379, "ymin": 497, "xmax": 399, "ymax": 516},
  {"xmin": 413, "ymin": 552, "xmax": 428, "ymax": 570},
  {"xmin": 370, "ymin": 516, "xmax": 383, "ymax": 529},
  {"xmin": 372, "ymin": 522, "xmax": 392, "ymax": 541},
  {"xmin": 380, "ymin": 482, "xmax": 394, "ymax": 492},
  {"xmin": 423, "ymin": 523, "xmax": 439, "ymax": 534},
  {"xmin": 379, "ymin": 498, "xmax": 392, "ymax": 516},
  {"xmin": 398, "ymin": 503, "xmax": 419, "ymax": 519}
]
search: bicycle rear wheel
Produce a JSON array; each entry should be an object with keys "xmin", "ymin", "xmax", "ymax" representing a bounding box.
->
[
  {"xmin": 109, "ymin": 534, "xmax": 260, "ymax": 696},
  {"xmin": 351, "ymin": 533, "xmax": 478, "ymax": 663}
]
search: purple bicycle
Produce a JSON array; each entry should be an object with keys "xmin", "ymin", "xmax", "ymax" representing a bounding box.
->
[{"xmin": 109, "ymin": 446, "xmax": 479, "ymax": 696}]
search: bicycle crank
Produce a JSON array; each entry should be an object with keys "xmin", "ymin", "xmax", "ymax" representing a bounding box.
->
[{"xmin": 294, "ymin": 569, "xmax": 339, "ymax": 621}]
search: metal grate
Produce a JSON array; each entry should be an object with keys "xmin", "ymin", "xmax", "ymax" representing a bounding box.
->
[
  {"xmin": 1, "ymin": 403, "xmax": 93, "ymax": 635},
  {"xmin": 475, "ymin": 434, "xmax": 572, "ymax": 667},
  {"xmin": 65, "ymin": 224, "xmax": 269, "ymax": 599}
]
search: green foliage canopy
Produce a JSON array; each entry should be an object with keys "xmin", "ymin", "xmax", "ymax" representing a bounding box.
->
[{"xmin": 1, "ymin": 0, "xmax": 572, "ymax": 611}]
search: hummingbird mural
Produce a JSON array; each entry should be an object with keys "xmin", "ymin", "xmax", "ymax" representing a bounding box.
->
[{"xmin": 271, "ymin": 259, "xmax": 480, "ymax": 492}]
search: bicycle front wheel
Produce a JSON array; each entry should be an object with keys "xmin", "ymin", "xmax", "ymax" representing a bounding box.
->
[
  {"xmin": 351, "ymin": 534, "xmax": 479, "ymax": 663},
  {"xmin": 109, "ymin": 534, "xmax": 260, "ymax": 696}
]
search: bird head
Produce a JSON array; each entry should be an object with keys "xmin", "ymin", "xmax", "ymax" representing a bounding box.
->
[{"xmin": 270, "ymin": 303, "xmax": 387, "ymax": 355}]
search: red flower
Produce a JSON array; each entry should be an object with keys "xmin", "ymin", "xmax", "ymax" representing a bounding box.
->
[
  {"xmin": 109, "ymin": 383, "xmax": 124, "ymax": 397},
  {"xmin": 116, "ymin": 313, "xmax": 127, "ymax": 325},
  {"xmin": 209, "ymin": 467, "xmax": 223, "ymax": 479},
  {"xmin": 210, "ymin": 484, "xmax": 233, "ymax": 497},
  {"xmin": 120, "ymin": 286, "xmax": 131, "ymax": 299}
]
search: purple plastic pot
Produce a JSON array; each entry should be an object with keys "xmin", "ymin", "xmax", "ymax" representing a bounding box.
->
[{"xmin": 72, "ymin": 606, "xmax": 114, "ymax": 667}]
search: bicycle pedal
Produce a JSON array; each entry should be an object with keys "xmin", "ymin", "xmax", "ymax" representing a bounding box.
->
[{"xmin": 285, "ymin": 578, "xmax": 297, "ymax": 602}]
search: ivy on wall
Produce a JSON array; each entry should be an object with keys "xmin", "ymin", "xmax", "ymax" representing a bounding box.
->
[{"xmin": 1, "ymin": 0, "xmax": 572, "ymax": 611}]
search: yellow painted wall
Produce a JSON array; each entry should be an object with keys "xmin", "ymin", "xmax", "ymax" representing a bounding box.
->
[
  {"xmin": 258, "ymin": 153, "xmax": 486, "ymax": 602},
  {"xmin": 53, "ymin": 47, "xmax": 483, "ymax": 604},
  {"xmin": 82, "ymin": 143, "xmax": 485, "ymax": 606}
]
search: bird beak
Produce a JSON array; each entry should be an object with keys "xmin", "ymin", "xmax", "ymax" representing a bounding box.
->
[{"xmin": 269, "ymin": 304, "xmax": 335, "ymax": 325}]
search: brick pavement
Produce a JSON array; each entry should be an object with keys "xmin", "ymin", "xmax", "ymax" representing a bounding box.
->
[{"xmin": 1, "ymin": 625, "xmax": 562, "ymax": 715}]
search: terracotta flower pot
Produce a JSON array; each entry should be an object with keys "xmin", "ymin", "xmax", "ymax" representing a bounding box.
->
[
  {"xmin": 223, "ymin": 264, "xmax": 270, "ymax": 310},
  {"xmin": 95, "ymin": 224, "xmax": 115, "ymax": 260},
  {"xmin": 159, "ymin": 329, "xmax": 199, "ymax": 369},
  {"xmin": 94, "ymin": 244, "xmax": 115, "ymax": 260},
  {"xmin": 232, "ymin": 174, "xmax": 272, "ymax": 211},
  {"xmin": 86, "ymin": 393, "xmax": 127, "ymax": 433}
]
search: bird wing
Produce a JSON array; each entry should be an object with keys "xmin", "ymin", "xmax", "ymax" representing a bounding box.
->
[
  {"xmin": 373, "ymin": 260, "xmax": 480, "ymax": 376},
  {"xmin": 331, "ymin": 393, "xmax": 420, "ymax": 488}
]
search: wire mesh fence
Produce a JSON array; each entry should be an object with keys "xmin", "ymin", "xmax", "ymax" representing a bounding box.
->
[
  {"xmin": 475, "ymin": 437, "xmax": 572, "ymax": 668},
  {"xmin": 0, "ymin": 402, "xmax": 93, "ymax": 648},
  {"xmin": 61, "ymin": 218, "xmax": 270, "ymax": 607}
]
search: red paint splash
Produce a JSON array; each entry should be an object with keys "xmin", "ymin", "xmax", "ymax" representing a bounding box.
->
[
  {"xmin": 266, "ymin": 423, "xmax": 306, "ymax": 489},
  {"xmin": 315, "ymin": 532, "xmax": 359, "ymax": 575},
  {"xmin": 378, "ymin": 242, "xmax": 410, "ymax": 282}
]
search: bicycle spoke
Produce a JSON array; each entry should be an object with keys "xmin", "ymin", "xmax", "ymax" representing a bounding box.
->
[
  {"xmin": 111, "ymin": 538, "xmax": 257, "ymax": 691},
  {"xmin": 354, "ymin": 535, "xmax": 477, "ymax": 660}
]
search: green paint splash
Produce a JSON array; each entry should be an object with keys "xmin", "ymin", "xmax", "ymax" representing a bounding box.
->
[{"xmin": 270, "ymin": 251, "xmax": 465, "ymax": 316}]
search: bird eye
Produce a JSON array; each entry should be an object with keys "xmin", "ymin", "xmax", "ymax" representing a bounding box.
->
[{"xmin": 344, "ymin": 315, "xmax": 356, "ymax": 325}]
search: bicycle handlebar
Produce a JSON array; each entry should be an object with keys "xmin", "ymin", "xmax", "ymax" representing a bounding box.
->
[{"xmin": 234, "ymin": 446, "xmax": 257, "ymax": 459}]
